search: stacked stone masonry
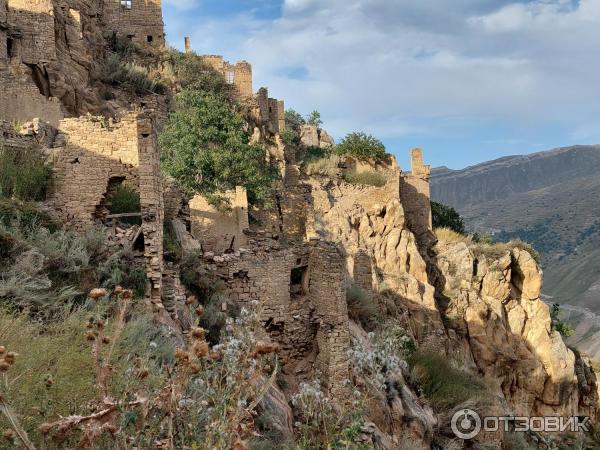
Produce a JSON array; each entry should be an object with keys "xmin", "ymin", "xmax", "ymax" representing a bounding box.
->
[
  {"xmin": 102, "ymin": 0, "xmax": 165, "ymax": 50},
  {"xmin": 196, "ymin": 239, "xmax": 349, "ymax": 396},
  {"xmin": 189, "ymin": 187, "xmax": 249, "ymax": 254},
  {"xmin": 201, "ymin": 55, "xmax": 253, "ymax": 99},
  {"xmin": 400, "ymin": 148, "xmax": 433, "ymax": 246}
]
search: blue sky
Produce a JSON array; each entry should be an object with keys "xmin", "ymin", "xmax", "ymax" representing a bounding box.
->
[{"xmin": 163, "ymin": 0, "xmax": 600, "ymax": 170}]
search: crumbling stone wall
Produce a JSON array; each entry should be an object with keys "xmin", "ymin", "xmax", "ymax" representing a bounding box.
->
[
  {"xmin": 400, "ymin": 148, "xmax": 433, "ymax": 245},
  {"xmin": 7, "ymin": 0, "xmax": 56, "ymax": 64},
  {"xmin": 201, "ymin": 55, "xmax": 253, "ymax": 98},
  {"xmin": 195, "ymin": 239, "xmax": 349, "ymax": 394},
  {"xmin": 255, "ymin": 87, "xmax": 285, "ymax": 134},
  {"xmin": 189, "ymin": 187, "xmax": 249, "ymax": 254},
  {"xmin": 352, "ymin": 249, "xmax": 373, "ymax": 293},
  {"xmin": 102, "ymin": 0, "xmax": 165, "ymax": 50},
  {"xmin": 46, "ymin": 112, "xmax": 164, "ymax": 304}
]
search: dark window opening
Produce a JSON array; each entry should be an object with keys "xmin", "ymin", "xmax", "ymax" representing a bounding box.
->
[
  {"xmin": 147, "ymin": 35, "xmax": 153, "ymax": 43},
  {"xmin": 127, "ymin": 34, "xmax": 134, "ymax": 41},
  {"xmin": 290, "ymin": 265, "xmax": 309, "ymax": 298},
  {"xmin": 7, "ymin": 38, "xmax": 15, "ymax": 59},
  {"xmin": 133, "ymin": 231, "xmax": 145, "ymax": 252}
]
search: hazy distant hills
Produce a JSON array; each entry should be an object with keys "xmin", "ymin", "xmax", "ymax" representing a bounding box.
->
[{"xmin": 431, "ymin": 145, "xmax": 600, "ymax": 358}]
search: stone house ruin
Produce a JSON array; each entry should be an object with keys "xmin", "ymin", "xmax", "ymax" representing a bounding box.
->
[
  {"xmin": 200, "ymin": 55, "xmax": 253, "ymax": 99},
  {"xmin": 103, "ymin": 0, "xmax": 165, "ymax": 50}
]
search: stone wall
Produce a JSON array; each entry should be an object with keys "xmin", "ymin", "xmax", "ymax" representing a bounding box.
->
[
  {"xmin": 189, "ymin": 187, "xmax": 249, "ymax": 254},
  {"xmin": 400, "ymin": 148, "xmax": 433, "ymax": 246},
  {"xmin": 201, "ymin": 55, "xmax": 253, "ymax": 98},
  {"xmin": 7, "ymin": 0, "xmax": 56, "ymax": 64},
  {"xmin": 352, "ymin": 249, "xmax": 373, "ymax": 293},
  {"xmin": 195, "ymin": 239, "xmax": 349, "ymax": 394},
  {"xmin": 45, "ymin": 112, "xmax": 164, "ymax": 304},
  {"xmin": 102, "ymin": 0, "xmax": 165, "ymax": 50},
  {"xmin": 255, "ymin": 87, "xmax": 285, "ymax": 133}
]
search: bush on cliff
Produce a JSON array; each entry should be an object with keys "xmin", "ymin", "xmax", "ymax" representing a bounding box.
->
[
  {"xmin": 159, "ymin": 91, "xmax": 278, "ymax": 206},
  {"xmin": 100, "ymin": 54, "xmax": 166, "ymax": 95},
  {"xmin": 335, "ymin": 132, "xmax": 386, "ymax": 160},
  {"xmin": 431, "ymin": 201, "xmax": 466, "ymax": 235}
]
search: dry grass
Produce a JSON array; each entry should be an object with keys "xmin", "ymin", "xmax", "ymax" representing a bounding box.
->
[
  {"xmin": 343, "ymin": 170, "xmax": 388, "ymax": 187},
  {"xmin": 471, "ymin": 239, "xmax": 541, "ymax": 264},
  {"xmin": 434, "ymin": 227, "xmax": 472, "ymax": 244},
  {"xmin": 304, "ymin": 154, "xmax": 342, "ymax": 177}
]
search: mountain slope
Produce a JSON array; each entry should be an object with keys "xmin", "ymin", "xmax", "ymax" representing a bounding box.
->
[{"xmin": 431, "ymin": 145, "xmax": 600, "ymax": 358}]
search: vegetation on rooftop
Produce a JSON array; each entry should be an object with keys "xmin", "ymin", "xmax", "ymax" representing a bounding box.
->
[{"xmin": 334, "ymin": 132, "xmax": 386, "ymax": 160}]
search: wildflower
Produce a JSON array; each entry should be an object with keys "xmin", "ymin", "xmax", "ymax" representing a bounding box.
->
[
  {"xmin": 45, "ymin": 375, "xmax": 54, "ymax": 388},
  {"xmin": 149, "ymin": 341, "xmax": 158, "ymax": 349},
  {"xmin": 189, "ymin": 363, "xmax": 200, "ymax": 374},
  {"xmin": 89, "ymin": 288, "xmax": 108, "ymax": 300}
]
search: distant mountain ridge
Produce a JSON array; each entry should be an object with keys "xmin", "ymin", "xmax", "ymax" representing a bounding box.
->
[{"xmin": 430, "ymin": 145, "xmax": 600, "ymax": 359}]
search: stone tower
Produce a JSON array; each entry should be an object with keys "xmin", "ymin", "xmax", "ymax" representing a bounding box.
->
[
  {"xmin": 200, "ymin": 55, "xmax": 254, "ymax": 99},
  {"xmin": 400, "ymin": 148, "xmax": 433, "ymax": 246},
  {"xmin": 103, "ymin": 0, "xmax": 165, "ymax": 50}
]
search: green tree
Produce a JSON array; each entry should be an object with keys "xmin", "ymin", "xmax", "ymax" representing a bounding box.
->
[
  {"xmin": 431, "ymin": 201, "xmax": 466, "ymax": 235},
  {"xmin": 306, "ymin": 110, "xmax": 323, "ymax": 127},
  {"xmin": 285, "ymin": 109, "xmax": 306, "ymax": 133},
  {"xmin": 159, "ymin": 91, "xmax": 277, "ymax": 206},
  {"xmin": 335, "ymin": 132, "xmax": 386, "ymax": 159},
  {"xmin": 550, "ymin": 303, "xmax": 574, "ymax": 338}
]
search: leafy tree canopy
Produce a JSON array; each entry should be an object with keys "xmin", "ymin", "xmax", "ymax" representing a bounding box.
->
[
  {"xmin": 335, "ymin": 132, "xmax": 386, "ymax": 160},
  {"xmin": 431, "ymin": 201, "xmax": 466, "ymax": 235},
  {"xmin": 159, "ymin": 91, "xmax": 277, "ymax": 206},
  {"xmin": 306, "ymin": 110, "xmax": 323, "ymax": 127},
  {"xmin": 285, "ymin": 109, "xmax": 306, "ymax": 133}
]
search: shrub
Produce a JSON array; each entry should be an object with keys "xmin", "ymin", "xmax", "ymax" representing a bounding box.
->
[
  {"xmin": 164, "ymin": 48, "xmax": 235, "ymax": 100},
  {"xmin": 305, "ymin": 154, "xmax": 342, "ymax": 177},
  {"xmin": 508, "ymin": 239, "xmax": 541, "ymax": 264},
  {"xmin": 108, "ymin": 185, "xmax": 141, "ymax": 224},
  {"xmin": 306, "ymin": 110, "xmax": 322, "ymax": 127},
  {"xmin": 335, "ymin": 132, "xmax": 386, "ymax": 160},
  {"xmin": 281, "ymin": 128, "xmax": 300, "ymax": 146},
  {"xmin": 285, "ymin": 109, "xmax": 306, "ymax": 133},
  {"xmin": 97, "ymin": 249, "xmax": 147, "ymax": 298},
  {"xmin": 0, "ymin": 197, "xmax": 57, "ymax": 230},
  {"xmin": 100, "ymin": 54, "xmax": 166, "ymax": 94},
  {"xmin": 550, "ymin": 303, "xmax": 575, "ymax": 338},
  {"xmin": 159, "ymin": 91, "xmax": 278, "ymax": 206},
  {"xmin": 0, "ymin": 144, "xmax": 52, "ymax": 201},
  {"xmin": 346, "ymin": 286, "xmax": 379, "ymax": 330},
  {"xmin": 431, "ymin": 201, "xmax": 465, "ymax": 235},
  {"xmin": 408, "ymin": 351, "xmax": 487, "ymax": 411},
  {"xmin": 343, "ymin": 170, "xmax": 387, "ymax": 187}
]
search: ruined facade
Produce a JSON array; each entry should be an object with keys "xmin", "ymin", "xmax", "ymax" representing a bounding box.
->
[
  {"xmin": 400, "ymin": 148, "xmax": 433, "ymax": 245},
  {"xmin": 201, "ymin": 55, "xmax": 253, "ymax": 98},
  {"xmin": 189, "ymin": 187, "xmax": 249, "ymax": 254},
  {"xmin": 103, "ymin": 0, "xmax": 165, "ymax": 50},
  {"xmin": 42, "ymin": 112, "xmax": 164, "ymax": 307},
  {"xmin": 256, "ymin": 87, "xmax": 285, "ymax": 133}
]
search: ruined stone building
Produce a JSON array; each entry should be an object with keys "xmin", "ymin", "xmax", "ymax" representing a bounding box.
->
[
  {"xmin": 200, "ymin": 54, "xmax": 253, "ymax": 99},
  {"xmin": 103, "ymin": 0, "xmax": 165, "ymax": 50}
]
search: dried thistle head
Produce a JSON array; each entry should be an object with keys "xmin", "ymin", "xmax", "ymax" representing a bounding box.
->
[
  {"xmin": 0, "ymin": 346, "xmax": 6, "ymax": 355},
  {"xmin": 191, "ymin": 327, "xmax": 206, "ymax": 340},
  {"xmin": 2, "ymin": 429, "xmax": 15, "ymax": 440},
  {"xmin": 185, "ymin": 295, "xmax": 197, "ymax": 305},
  {"xmin": 85, "ymin": 331, "xmax": 96, "ymax": 342},
  {"xmin": 0, "ymin": 361, "xmax": 10, "ymax": 373},
  {"xmin": 96, "ymin": 319, "xmax": 105, "ymax": 330},
  {"xmin": 174, "ymin": 348, "xmax": 190, "ymax": 362},
  {"xmin": 4, "ymin": 352, "xmax": 17, "ymax": 364},
  {"xmin": 121, "ymin": 289, "xmax": 133, "ymax": 299},
  {"xmin": 252, "ymin": 341, "xmax": 281, "ymax": 357},
  {"xmin": 137, "ymin": 368, "xmax": 150, "ymax": 380},
  {"xmin": 195, "ymin": 305, "xmax": 205, "ymax": 317},
  {"xmin": 192, "ymin": 341, "xmax": 209, "ymax": 358},
  {"xmin": 89, "ymin": 288, "xmax": 108, "ymax": 300},
  {"xmin": 38, "ymin": 423, "xmax": 52, "ymax": 435},
  {"xmin": 232, "ymin": 439, "xmax": 250, "ymax": 450},
  {"xmin": 189, "ymin": 363, "xmax": 200, "ymax": 374},
  {"xmin": 210, "ymin": 351, "xmax": 222, "ymax": 361},
  {"xmin": 102, "ymin": 336, "xmax": 111, "ymax": 345}
]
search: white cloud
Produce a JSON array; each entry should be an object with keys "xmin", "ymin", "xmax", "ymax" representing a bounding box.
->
[{"xmin": 166, "ymin": 0, "xmax": 600, "ymax": 147}]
